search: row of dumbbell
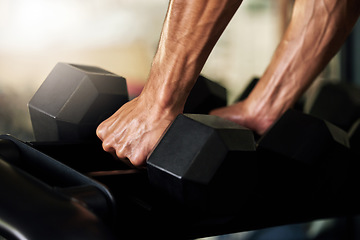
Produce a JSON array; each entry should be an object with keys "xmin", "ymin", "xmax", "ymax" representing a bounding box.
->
[
  {"xmin": 27, "ymin": 63, "xmax": 360, "ymax": 215},
  {"xmin": 1, "ymin": 63, "xmax": 359, "ymax": 239}
]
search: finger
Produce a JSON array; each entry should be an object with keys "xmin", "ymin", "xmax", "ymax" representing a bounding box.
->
[
  {"xmin": 102, "ymin": 135, "xmax": 116, "ymax": 154},
  {"xmin": 102, "ymin": 137, "xmax": 136, "ymax": 168},
  {"xmin": 96, "ymin": 121, "xmax": 107, "ymax": 141}
]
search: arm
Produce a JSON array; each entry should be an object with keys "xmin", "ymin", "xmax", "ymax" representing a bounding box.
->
[
  {"xmin": 211, "ymin": 0, "xmax": 360, "ymax": 135},
  {"xmin": 97, "ymin": 0, "xmax": 242, "ymax": 167}
]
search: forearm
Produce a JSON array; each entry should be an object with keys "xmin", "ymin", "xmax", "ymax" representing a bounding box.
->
[
  {"xmin": 245, "ymin": 0, "xmax": 360, "ymax": 129},
  {"xmin": 142, "ymin": 0, "xmax": 242, "ymax": 114},
  {"xmin": 97, "ymin": 0, "xmax": 242, "ymax": 166}
]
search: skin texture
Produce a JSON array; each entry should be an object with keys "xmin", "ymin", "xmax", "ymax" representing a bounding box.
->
[
  {"xmin": 211, "ymin": 0, "xmax": 360, "ymax": 135},
  {"xmin": 97, "ymin": 0, "xmax": 242, "ymax": 167},
  {"xmin": 97, "ymin": 0, "xmax": 360, "ymax": 167}
]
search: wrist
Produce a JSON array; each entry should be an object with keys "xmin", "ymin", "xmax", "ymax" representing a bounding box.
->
[
  {"xmin": 240, "ymin": 99, "xmax": 278, "ymax": 135},
  {"xmin": 141, "ymin": 52, "xmax": 199, "ymax": 116},
  {"xmin": 139, "ymin": 73, "xmax": 188, "ymax": 119},
  {"xmin": 241, "ymin": 78, "xmax": 297, "ymax": 134}
]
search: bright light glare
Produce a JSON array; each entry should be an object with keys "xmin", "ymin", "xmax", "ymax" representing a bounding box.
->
[
  {"xmin": 1, "ymin": 1, "xmax": 83, "ymax": 51},
  {"xmin": 0, "ymin": 0, "xmax": 156, "ymax": 52}
]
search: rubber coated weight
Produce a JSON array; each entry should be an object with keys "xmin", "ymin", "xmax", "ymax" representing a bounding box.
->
[
  {"xmin": 184, "ymin": 75, "xmax": 227, "ymax": 114},
  {"xmin": 257, "ymin": 109, "xmax": 353, "ymax": 208},
  {"xmin": 308, "ymin": 81, "xmax": 360, "ymax": 131},
  {"xmin": 28, "ymin": 63, "xmax": 128, "ymax": 142},
  {"xmin": 258, "ymin": 109, "xmax": 350, "ymax": 163},
  {"xmin": 147, "ymin": 114, "xmax": 256, "ymax": 214}
]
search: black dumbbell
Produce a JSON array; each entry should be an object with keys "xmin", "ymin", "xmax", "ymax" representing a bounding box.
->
[
  {"xmin": 184, "ymin": 75, "xmax": 227, "ymax": 114},
  {"xmin": 147, "ymin": 114, "xmax": 256, "ymax": 213},
  {"xmin": 148, "ymin": 109, "xmax": 360, "ymax": 222},
  {"xmin": 255, "ymin": 109, "xmax": 359, "ymax": 220},
  {"xmin": 307, "ymin": 81, "xmax": 360, "ymax": 131},
  {"xmin": 258, "ymin": 109, "xmax": 351, "ymax": 164},
  {"xmin": 28, "ymin": 62, "xmax": 129, "ymax": 142}
]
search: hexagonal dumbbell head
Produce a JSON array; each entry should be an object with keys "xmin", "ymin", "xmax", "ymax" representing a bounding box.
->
[
  {"xmin": 147, "ymin": 114, "xmax": 256, "ymax": 214},
  {"xmin": 184, "ymin": 75, "xmax": 227, "ymax": 114},
  {"xmin": 28, "ymin": 63, "xmax": 128, "ymax": 142},
  {"xmin": 308, "ymin": 82, "xmax": 360, "ymax": 131},
  {"xmin": 258, "ymin": 109, "xmax": 350, "ymax": 164}
]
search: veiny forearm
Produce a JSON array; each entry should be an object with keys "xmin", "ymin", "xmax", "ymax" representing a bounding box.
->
[
  {"xmin": 142, "ymin": 0, "xmax": 242, "ymax": 114},
  {"xmin": 245, "ymin": 0, "xmax": 360, "ymax": 129},
  {"xmin": 97, "ymin": 0, "xmax": 243, "ymax": 166}
]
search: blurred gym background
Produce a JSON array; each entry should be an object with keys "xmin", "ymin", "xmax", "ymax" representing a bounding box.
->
[
  {"xmin": 0, "ymin": 1, "xmax": 359, "ymax": 239},
  {"xmin": 1, "ymin": 0, "xmax": 359, "ymax": 142}
]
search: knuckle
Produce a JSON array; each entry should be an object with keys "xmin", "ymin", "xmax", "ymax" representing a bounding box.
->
[
  {"xmin": 115, "ymin": 144, "xmax": 127, "ymax": 160},
  {"xmin": 131, "ymin": 159, "xmax": 142, "ymax": 167},
  {"xmin": 102, "ymin": 139, "xmax": 114, "ymax": 153},
  {"xmin": 128, "ymin": 152, "xmax": 145, "ymax": 167},
  {"xmin": 114, "ymin": 144, "xmax": 141, "ymax": 167},
  {"xmin": 96, "ymin": 124, "xmax": 105, "ymax": 140}
]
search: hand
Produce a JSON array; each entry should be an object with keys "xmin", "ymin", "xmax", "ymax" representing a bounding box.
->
[
  {"xmin": 96, "ymin": 95, "xmax": 177, "ymax": 167},
  {"xmin": 210, "ymin": 101, "xmax": 275, "ymax": 135}
]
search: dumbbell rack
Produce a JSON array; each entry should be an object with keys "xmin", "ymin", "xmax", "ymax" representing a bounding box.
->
[
  {"xmin": 2, "ymin": 62, "xmax": 360, "ymax": 239},
  {"xmin": 1, "ymin": 133, "xmax": 360, "ymax": 240}
]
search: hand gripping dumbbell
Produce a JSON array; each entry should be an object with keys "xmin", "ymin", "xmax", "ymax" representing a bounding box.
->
[{"xmin": 28, "ymin": 63, "xmax": 255, "ymax": 215}]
